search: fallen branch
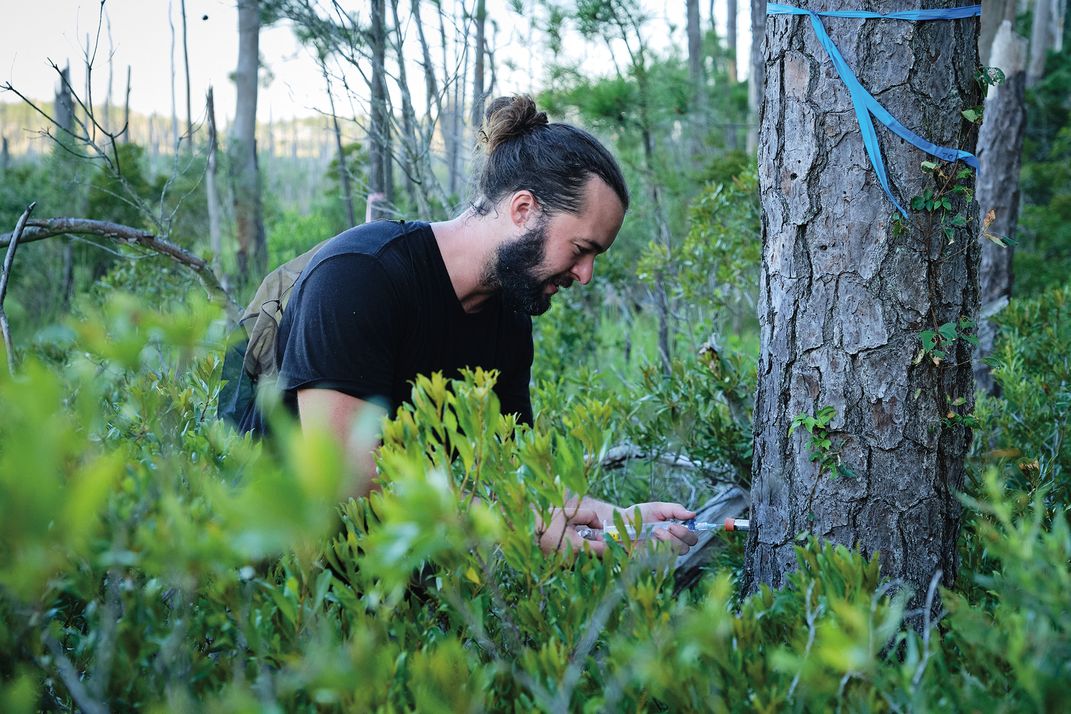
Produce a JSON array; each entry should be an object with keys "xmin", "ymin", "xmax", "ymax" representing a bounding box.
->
[
  {"xmin": 600, "ymin": 443, "xmax": 739, "ymax": 483},
  {"xmin": 673, "ymin": 483, "xmax": 751, "ymax": 592},
  {"xmin": 0, "ymin": 217, "xmax": 238, "ymax": 322},
  {"xmin": 0, "ymin": 202, "xmax": 36, "ymax": 374}
]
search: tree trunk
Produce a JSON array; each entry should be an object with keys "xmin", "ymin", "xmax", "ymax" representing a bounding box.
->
[
  {"xmin": 975, "ymin": 18, "xmax": 1027, "ymax": 394},
  {"xmin": 1, "ymin": 137, "xmax": 8, "ymax": 172},
  {"xmin": 747, "ymin": 0, "xmax": 766, "ymax": 153},
  {"xmin": 169, "ymin": 0, "xmax": 180, "ymax": 149},
  {"xmin": 728, "ymin": 0, "xmax": 739, "ymax": 84},
  {"xmin": 687, "ymin": 0, "xmax": 704, "ymax": 113},
  {"xmin": 205, "ymin": 87, "xmax": 224, "ymax": 281},
  {"xmin": 471, "ymin": 0, "xmax": 488, "ymax": 145},
  {"xmin": 232, "ymin": 0, "xmax": 267, "ymax": 278},
  {"xmin": 369, "ymin": 0, "xmax": 393, "ymax": 219},
  {"xmin": 181, "ymin": 0, "xmax": 193, "ymax": 147},
  {"xmin": 746, "ymin": 0, "xmax": 981, "ymax": 610},
  {"xmin": 1028, "ymin": 0, "xmax": 1055, "ymax": 85},
  {"xmin": 55, "ymin": 66, "xmax": 75, "ymax": 138},
  {"xmin": 437, "ymin": 5, "xmax": 461, "ymax": 198},
  {"xmin": 122, "ymin": 66, "xmax": 132, "ymax": 143}
]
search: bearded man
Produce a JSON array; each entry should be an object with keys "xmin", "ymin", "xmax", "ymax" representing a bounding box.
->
[{"xmin": 278, "ymin": 95, "xmax": 697, "ymax": 555}]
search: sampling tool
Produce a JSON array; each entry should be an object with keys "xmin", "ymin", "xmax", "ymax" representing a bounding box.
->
[{"xmin": 577, "ymin": 518, "xmax": 749, "ymax": 541}]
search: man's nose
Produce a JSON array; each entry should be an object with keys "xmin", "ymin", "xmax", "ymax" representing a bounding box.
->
[{"xmin": 571, "ymin": 254, "xmax": 595, "ymax": 285}]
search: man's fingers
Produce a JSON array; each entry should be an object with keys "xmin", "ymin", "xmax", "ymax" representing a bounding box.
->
[
  {"xmin": 666, "ymin": 524, "xmax": 699, "ymax": 546},
  {"xmin": 659, "ymin": 503, "xmax": 697, "ymax": 521},
  {"xmin": 562, "ymin": 508, "xmax": 602, "ymax": 528}
]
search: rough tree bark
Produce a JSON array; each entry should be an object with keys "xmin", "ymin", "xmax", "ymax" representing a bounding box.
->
[
  {"xmin": 747, "ymin": 0, "xmax": 766, "ymax": 153},
  {"xmin": 975, "ymin": 17, "xmax": 1028, "ymax": 394},
  {"xmin": 369, "ymin": 0, "xmax": 394, "ymax": 219},
  {"xmin": 232, "ymin": 0, "xmax": 267, "ymax": 278},
  {"xmin": 746, "ymin": 0, "xmax": 981, "ymax": 608}
]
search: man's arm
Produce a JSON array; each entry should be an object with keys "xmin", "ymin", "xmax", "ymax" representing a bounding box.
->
[{"xmin": 297, "ymin": 388, "xmax": 387, "ymax": 500}]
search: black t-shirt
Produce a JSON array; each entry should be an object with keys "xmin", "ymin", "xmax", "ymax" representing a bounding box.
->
[{"xmin": 276, "ymin": 220, "xmax": 534, "ymax": 424}]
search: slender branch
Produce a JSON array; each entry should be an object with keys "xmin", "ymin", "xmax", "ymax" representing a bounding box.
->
[
  {"xmin": 43, "ymin": 631, "xmax": 109, "ymax": 714},
  {"xmin": 0, "ymin": 217, "xmax": 238, "ymax": 321},
  {"xmin": 0, "ymin": 203, "xmax": 36, "ymax": 374}
]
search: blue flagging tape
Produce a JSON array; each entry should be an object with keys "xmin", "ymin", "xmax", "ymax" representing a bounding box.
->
[{"xmin": 765, "ymin": 3, "xmax": 981, "ymax": 217}]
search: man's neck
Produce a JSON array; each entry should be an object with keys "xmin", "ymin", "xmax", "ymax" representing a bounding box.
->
[{"xmin": 430, "ymin": 209, "xmax": 506, "ymax": 313}]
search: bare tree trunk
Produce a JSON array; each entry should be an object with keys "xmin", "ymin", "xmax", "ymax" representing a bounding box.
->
[
  {"xmin": 471, "ymin": 0, "xmax": 487, "ymax": 144},
  {"xmin": 746, "ymin": 0, "xmax": 981, "ymax": 611},
  {"xmin": 369, "ymin": 0, "xmax": 393, "ymax": 219},
  {"xmin": 687, "ymin": 0, "xmax": 704, "ymax": 114},
  {"xmin": 122, "ymin": 66, "xmax": 131, "ymax": 143},
  {"xmin": 321, "ymin": 61, "xmax": 356, "ymax": 227},
  {"xmin": 232, "ymin": 0, "xmax": 267, "ymax": 278},
  {"xmin": 728, "ymin": 0, "xmax": 739, "ymax": 83},
  {"xmin": 104, "ymin": 10, "xmax": 114, "ymax": 131},
  {"xmin": 55, "ymin": 65, "xmax": 76, "ymax": 310},
  {"xmin": 1028, "ymin": 0, "xmax": 1056, "ymax": 85},
  {"xmin": 180, "ymin": 0, "xmax": 193, "ymax": 146},
  {"xmin": 975, "ymin": 18, "xmax": 1027, "ymax": 394},
  {"xmin": 747, "ymin": 0, "xmax": 766, "ymax": 153},
  {"xmin": 1, "ymin": 137, "xmax": 8, "ymax": 172},
  {"xmin": 169, "ymin": 0, "xmax": 180, "ymax": 149},
  {"xmin": 437, "ymin": 5, "xmax": 461, "ymax": 198},
  {"xmin": 205, "ymin": 87, "xmax": 224, "ymax": 279},
  {"xmin": 55, "ymin": 66, "xmax": 75, "ymax": 139}
]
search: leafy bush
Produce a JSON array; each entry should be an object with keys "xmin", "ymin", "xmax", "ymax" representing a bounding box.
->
[{"xmin": 2, "ymin": 288, "xmax": 1069, "ymax": 711}]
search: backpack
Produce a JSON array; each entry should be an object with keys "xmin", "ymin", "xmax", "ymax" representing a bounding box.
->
[{"xmin": 217, "ymin": 239, "xmax": 331, "ymax": 432}]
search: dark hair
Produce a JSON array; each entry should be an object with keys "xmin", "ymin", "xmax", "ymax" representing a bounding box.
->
[{"xmin": 473, "ymin": 95, "xmax": 629, "ymax": 216}]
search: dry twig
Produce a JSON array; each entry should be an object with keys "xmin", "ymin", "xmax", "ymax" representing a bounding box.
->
[{"xmin": 0, "ymin": 202, "xmax": 36, "ymax": 375}]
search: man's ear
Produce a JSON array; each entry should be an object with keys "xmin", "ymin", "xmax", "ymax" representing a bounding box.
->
[{"xmin": 507, "ymin": 189, "xmax": 540, "ymax": 229}]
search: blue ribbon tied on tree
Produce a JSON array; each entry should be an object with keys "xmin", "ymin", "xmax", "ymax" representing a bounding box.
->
[{"xmin": 765, "ymin": 3, "xmax": 982, "ymax": 216}]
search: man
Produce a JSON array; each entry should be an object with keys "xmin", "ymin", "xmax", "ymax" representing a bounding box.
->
[{"xmin": 277, "ymin": 95, "xmax": 697, "ymax": 555}]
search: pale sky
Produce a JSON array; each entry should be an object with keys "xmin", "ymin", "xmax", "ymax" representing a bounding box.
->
[{"xmin": 2, "ymin": 0, "xmax": 751, "ymax": 127}]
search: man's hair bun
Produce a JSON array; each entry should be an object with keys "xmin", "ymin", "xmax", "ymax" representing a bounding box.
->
[{"xmin": 480, "ymin": 95, "xmax": 548, "ymax": 153}]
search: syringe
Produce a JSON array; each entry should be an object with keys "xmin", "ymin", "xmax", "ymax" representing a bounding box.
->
[{"xmin": 576, "ymin": 517, "xmax": 749, "ymax": 541}]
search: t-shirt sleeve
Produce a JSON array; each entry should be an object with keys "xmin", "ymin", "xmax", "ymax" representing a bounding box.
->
[
  {"xmin": 495, "ymin": 320, "xmax": 534, "ymax": 426},
  {"xmin": 278, "ymin": 253, "xmax": 402, "ymax": 403}
]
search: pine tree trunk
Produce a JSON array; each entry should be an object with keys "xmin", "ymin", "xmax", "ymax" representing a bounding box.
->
[
  {"xmin": 975, "ymin": 19, "xmax": 1027, "ymax": 394},
  {"xmin": 232, "ymin": 0, "xmax": 267, "ymax": 278},
  {"xmin": 745, "ymin": 0, "xmax": 981, "ymax": 609}
]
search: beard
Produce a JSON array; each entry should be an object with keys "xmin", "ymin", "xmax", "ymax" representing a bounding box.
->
[{"xmin": 489, "ymin": 221, "xmax": 556, "ymax": 316}]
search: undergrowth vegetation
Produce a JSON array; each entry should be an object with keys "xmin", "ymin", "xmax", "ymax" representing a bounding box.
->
[{"xmin": 0, "ymin": 274, "xmax": 1068, "ymax": 711}]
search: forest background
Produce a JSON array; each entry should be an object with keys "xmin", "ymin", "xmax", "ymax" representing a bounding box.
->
[{"xmin": 0, "ymin": 0, "xmax": 1069, "ymax": 711}]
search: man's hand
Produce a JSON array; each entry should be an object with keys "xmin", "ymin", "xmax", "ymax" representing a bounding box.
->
[
  {"xmin": 535, "ymin": 506, "xmax": 607, "ymax": 556},
  {"xmin": 618, "ymin": 501, "xmax": 699, "ymax": 555}
]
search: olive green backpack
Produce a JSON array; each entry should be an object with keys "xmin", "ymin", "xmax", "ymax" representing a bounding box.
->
[{"xmin": 217, "ymin": 239, "xmax": 330, "ymax": 432}]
